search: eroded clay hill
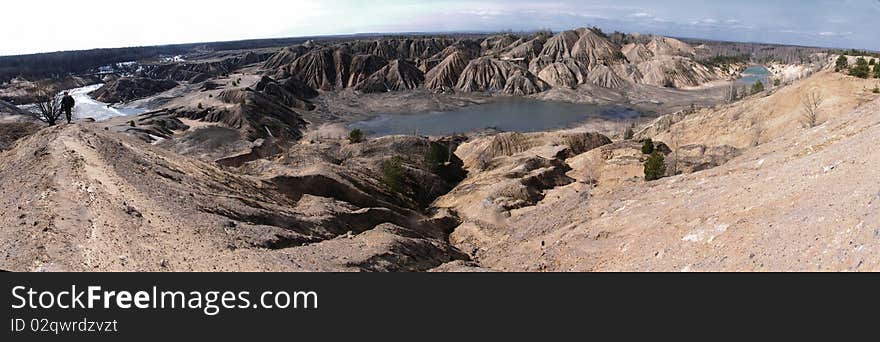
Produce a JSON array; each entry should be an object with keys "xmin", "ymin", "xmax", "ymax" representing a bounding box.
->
[
  {"xmin": 0, "ymin": 124, "xmax": 469, "ymax": 271},
  {"xmin": 436, "ymin": 70, "xmax": 880, "ymax": 271},
  {"xmin": 259, "ymin": 28, "xmax": 731, "ymax": 97}
]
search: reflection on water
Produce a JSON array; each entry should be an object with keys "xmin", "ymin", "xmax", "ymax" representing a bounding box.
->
[
  {"xmin": 350, "ymin": 97, "xmax": 642, "ymax": 137},
  {"xmin": 68, "ymin": 84, "xmax": 147, "ymax": 121}
]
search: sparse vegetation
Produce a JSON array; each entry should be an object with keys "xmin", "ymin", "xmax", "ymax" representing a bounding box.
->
[
  {"xmin": 348, "ymin": 128, "xmax": 365, "ymax": 143},
  {"xmin": 643, "ymin": 152, "xmax": 666, "ymax": 181},
  {"xmin": 641, "ymin": 138, "xmax": 655, "ymax": 155},
  {"xmin": 29, "ymin": 87, "xmax": 63, "ymax": 126},
  {"xmin": 849, "ymin": 57, "xmax": 870, "ymax": 79},
  {"xmin": 423, "ymin": 143, "xmax": 450, "ymax": 171},
  {"xmin": 751, "ymin": 80, "xmax": 765, "ymax": 94},
  {"xmin": 382, "ymin": 156, "xmax": 405, "ymax": 192},
  {"xmin": 873, "ymin": 86, "xmax": 880, "ymax": 94},
  {"xmin": 801, "ymin": 90, "xmax": 823, "ymax": 128},
  {"xmin": 701, "ymin": 54, "xmax": 750, "ymax": 68},
  {"xmin": 773, "ymin": 78, "xmax": 781, "ymax": 87},
  {"xmin": 197, "ymin": 102, "xmax": 203, "ymax": 109},
  {"xmin": 875, "ymin": 65, "xmax": 880, "ymax": 79}
]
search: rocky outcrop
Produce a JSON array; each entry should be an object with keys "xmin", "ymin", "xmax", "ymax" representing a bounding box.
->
[
  {"xmin": 89, "ymin": 77, "xmax": 178, "ymax": 103},
  {"xmin": 456, "ymin": 57, "xmax": 547, "ymax": 95}
]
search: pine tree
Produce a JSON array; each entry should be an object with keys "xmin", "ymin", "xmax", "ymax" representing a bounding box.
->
[
  {"xmin": 641, "ymin": 138, "xmax": 654, "ymax": 155},
  {"xmin": 835, "ymin": 55, "xmax": 848, "ymax": 72},
  {"xmin": 751, "ymin": 80, "xmax": 765, "ymax": 94},
  {"xmin": 644, "ymin": 152, "xmax": 666, "ymax": 181}
]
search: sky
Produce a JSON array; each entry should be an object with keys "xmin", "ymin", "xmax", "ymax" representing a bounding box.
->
[{"xmin": 2, "ymin": 0, "xmax": 879, "ymax": 56}]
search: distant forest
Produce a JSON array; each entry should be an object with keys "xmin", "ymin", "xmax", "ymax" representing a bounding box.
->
[{"xmin": 0, "ymin": 36, "xmax": 320, "ymax": 83}]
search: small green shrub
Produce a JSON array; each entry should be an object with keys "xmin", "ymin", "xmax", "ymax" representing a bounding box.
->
[
  {"xmin": 641, "ymin": 138, "xmax": 654, "ymax": 155},
  {"xmin": 382, "ymin": 156, "xmax": 405, "ymax": 192},
  {"xmin": 348, "ymin": 129, "xmax": 365, "ymax": 143},
  {"xmin": 751, "ymin": 80, "xmax": 765, "ymax": 94},
  {"xmin": 424, "ymin": 143, "xmax": 449, "ymax": 171},
  {"xmin": 873, "ymin": 86, "xmax": 880, "ymax": 94},
  {"xmin": 835, "ymin": 55, "xmax": 848, "ymax": 72},
  {"xmin": 644, "ymin": 151, "xmax": 666, "ymax": 181},
  {"xmin": 849, "ymin": 57, "xmax": 870, "ymax": 79},
  {"xmin": 197, "ymin": 102, "xmax": 203, "ymax": 109},
  {"xmin": 773, "ymin": 78, "xmax": 781, "ymax": 87}
]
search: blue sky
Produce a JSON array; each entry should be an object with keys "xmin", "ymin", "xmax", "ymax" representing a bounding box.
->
[{"xmin": 2, "ymin": 0, "xmax": 878, "ymax": 55}]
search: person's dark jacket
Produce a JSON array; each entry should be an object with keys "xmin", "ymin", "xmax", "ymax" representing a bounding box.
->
[{"xmin": 61, "ymin": 95, "xmax": 75, "ymax": 111}]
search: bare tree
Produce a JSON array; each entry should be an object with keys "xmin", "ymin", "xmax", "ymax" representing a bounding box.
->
[
  {"xmin": 801, "ymin": 90, "xmax": 823, "ymax": 128},
  {"xmin": 30, "ymin": 87, "xmax": 63, "ymax": 126},
  {"xmin": 668, "ymin": 127, "xmax": 679, "ymax": 176},
  {"xmin": 726, "ymin": 83, "xmax": 739, "ymax": 103}
]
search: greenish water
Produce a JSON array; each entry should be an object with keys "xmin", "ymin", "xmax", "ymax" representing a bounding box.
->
[
  {"xmin": 349, "ymin": 97, "xmax": 643, "ymax": 137},
  {"xmin": 738, "ymin": 65, "xmax": 771, "ymax": 85}
]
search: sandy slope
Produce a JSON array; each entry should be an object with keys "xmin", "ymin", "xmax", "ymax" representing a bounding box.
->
[{"xmin": 442, "ymin": 70, "xmax": 880, "ymax": 271}]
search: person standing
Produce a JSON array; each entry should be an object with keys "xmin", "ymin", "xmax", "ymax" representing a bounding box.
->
[{"xmin": 60, "ymin": 92, "xmax": 75, "ymax": 124}]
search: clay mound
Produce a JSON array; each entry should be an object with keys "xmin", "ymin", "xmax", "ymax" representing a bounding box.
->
[
  {"xmin": 430, "ymin": 41, "xmax": 482, "ymax": 61},
  {"xmin": 253, "ymin": 76, "xmax": 317, "ymax": 111},
  {"xmin": 636, "ymin": 56, "xmax": 718, "ymax": 88},
  {"xmin": 264, "ymin": 45, "xmax": 312, "ymax": 69},
  {"xmin": 646, "ymin": 36, "xmax": 695, "ymax": 57},
  {"xmin": 0, "ymin": 121, "xmax": 41, "ymax": 151},
  {"xmin": 473, "ymin": 131, "xmax": 611, "ymax": 163},
  {"xmin": 1, "ymin": 99, "xmax": 28, "ymax": 116},
  {"xmin": 425, "ymin": 51, "xmax": 470, "ymax": 91},
  {"xmin": 401, "ymin": 38, "xmax": 455, "ymax": 60},
  {"xmin": 347, "ymin": 54, "xmax": 389, "ymax": 88},
  {"xmin": 185, "ymin": 88, "xmax": 308, "ymax": 140},
  {"xmin": 503, "ymin": 70, "xmax": 549, "ymax": 96},
  {"xmin": 622, "ymin": 43, "xmax": 654, "ymax": 63},
  {"xmin": 89, "ymin": 77, "xmax": 178, "ymax": 103},
  {"xmin": 501, "ymin": 37, "xmax": 545, "ymax": 61},
  {"xmin": 142, "ymin": 52, "xmax": 268, "ymax": 83},
  {"xmin": 349, "ymin": 38, "xmax": 453, "ymax": 60},
  {"xmin": 587, "ymin": 64, "xmax": 627, "ymax": 89},
  {"xmin": 354, "ymin": 60, "xmax": 425, "ymax": 93},
  {"xmin": 276, "ymin": 48, "xmax": 351, "ymax": 91},
  {"xmin": 539, "ymin": 30, "xmax": 580, "ymax": 61},
  {"xmin": 481, "ymin": 34, "xmax": 521, "ymax": 54},
  {"xmin": 537, "ymin": 60, "xmax": 585, "ymax": 88},
  {"xmin": 570, "ymin": 29, "xmax": 620, "ymax": 67},
  {"xmin": 456, "ymin": 57, "xmax": 547, "ymax": 95}
]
